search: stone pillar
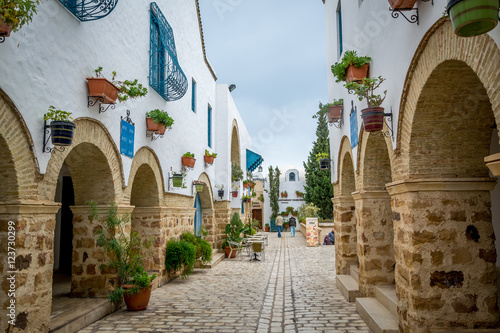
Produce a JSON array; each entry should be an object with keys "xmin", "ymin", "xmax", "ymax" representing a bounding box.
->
[
  {"xmin": 202, "ymin": 208, "xmax": 215, "ymax": 246},
  {"xmin": 387, "ymin": 179, "xmax": 500, "ymax": 332},
  {"xmin": 352, "ymin": 191, "xmax": 394, "ymax": 296},
  {"xmin": 214, "ymin": 201, "xmax": 231, "ymax": 250},
  {"xmin": 70, "ymin": 205, "xmax": 134, "ymax": 298},
  {"xmin": 0, "ymin": 203, "xmax": 60, "ymax": 333},
  {"xmin": 333, "ymin": 195, "xmax": 357, "ymax": 275}
]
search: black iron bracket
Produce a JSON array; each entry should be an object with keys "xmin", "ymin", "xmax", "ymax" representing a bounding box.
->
[
  {"xmin": 349, "ymin": 100, "xmax": 356, "ymax": 117},
  {"xmin": 390, "ymin": 7, "xmax": 419, "ymax": 24},
  {"xmin": 0, "ymin": 37, "xmax": 5, "ymax": 44},
  {"xmin": 43, "ymin": 116, "xmax": 65, "ymax": 154},
  {"xmin": 330, "ymin": 118, "xmax": 344, "ymax": 129},
  {"xmin": 369, "ymin": 106, "xmax": 394, "ymax": 140},
  {"xmin": 146, "ymin": 131, "xmax": 164, "ymax": 141},
  {"xmin": 121, "ymin": 110, "xmax": 134, "ymax": 126},
  {"xmin": 182, "ymin": 165, "xmax": 194, "ymax": 172},
  {"xmin": 205, "ymin": 161, "xmax": 213, "ymax": 168},
  {"xmin": 87, "ymin": 96, "xmax": 116, "ymax": 113}
]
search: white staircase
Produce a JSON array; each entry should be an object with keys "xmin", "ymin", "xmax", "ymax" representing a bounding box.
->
[{"xmin": 356, "ymin": 285, "xmax": 398, "ymax": 333}]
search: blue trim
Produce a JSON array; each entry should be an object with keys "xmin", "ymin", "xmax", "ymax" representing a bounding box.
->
[
  {"xmin": 337, "ymin": 4, "xmax": 343, "ymax": 56},
  {"xmin": 149, "ymin": 2, "xmax": 188, "ymax": 102},
  {"xmin": 246, "ymin": 149, "xmax": 264, "ymax": 172},
  {"xmin": 192, "ymin": 80, "xmax": 196, "ymax": 112},
  {"xmin": 241, "ymin": 201, "xmax": 244, "ymax": 214},
  {"xmin": 194, "ymin": 193, "xmax": 202, "ymax": 236},
  {"xmin": 289, "ymin": 173, "xmax": 295, "ymax": 181},
  {"xmin": 58, "ymin": 0, "xmax": 118, "ymax": 21},
  {"xmin": 208, "ymin": 105, "xmax": 212, "ymax": 148}
]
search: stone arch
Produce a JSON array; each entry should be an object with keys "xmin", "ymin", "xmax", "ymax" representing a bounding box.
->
[
  {"xmin": 389, "ymin": 18, "xmax": 500, "ymax": 331},
  {"xmin": 128, "ymin": 147, "xmax": 164, "ymax": 207},
  {"xmin": 193, "ymin": 173, "xmax": 215, "ymax": 245},
  {"xmin": 337, "ymin": 136, "xmax": 356, "ymax": 196},
  {"xmin": 0, "ymin": 89, "xmax": 40, "ymax": 203},
  {"xmin": 42, "ymin": 118, "xmax": 125, "ymax": 204},
  {"xmin": 196, "ymin": 173, "xmax": 214, "ymax": 210},
  {"xmin": 230, "ymin": 120, "xmax": 241, "ymax": 166},
  {"xmin": 358, "ymin": 131, "xmax": 393, "ymax": 191}
]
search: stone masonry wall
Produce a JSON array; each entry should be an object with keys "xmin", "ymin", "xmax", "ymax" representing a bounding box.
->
[{"xmin": 333, "ymin": 195, "xmax": 357, "ymax": 275}]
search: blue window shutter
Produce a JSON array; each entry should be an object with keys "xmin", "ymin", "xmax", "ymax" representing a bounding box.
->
[
  {"xmin": 289, "ymin": 173, "xmax": 295, "ymax": 181},
  {"xmin": 337, "ymin": 4, "xmax": 343, "ymax": 56},
  {"xmin": 192, "ymin": 80, "xmax": 196, "ymax": 112},
  {"xmin": 208, "ymin": 105, "xmax": 212, "ymax": 148},
  {"xmin": 241, "ymin": 201, "xmax": 244, "ymax": 214}
]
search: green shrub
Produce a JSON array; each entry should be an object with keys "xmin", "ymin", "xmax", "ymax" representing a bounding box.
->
[
  {"xmin": 165, "ymin": 239, "xmax": 196, "ymax": 278},
  {"xmin": 181, "ymin": 232, "xmax": 213, "ymax": 265}
]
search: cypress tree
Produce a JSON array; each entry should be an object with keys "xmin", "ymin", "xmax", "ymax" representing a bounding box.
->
[
  {"xmin": 303, "ymin": 103, "xmax": 334, "ymax": 220},
  {"xmin": 268, "ymin": 165, "xmax": 281, "ymax": 220}
]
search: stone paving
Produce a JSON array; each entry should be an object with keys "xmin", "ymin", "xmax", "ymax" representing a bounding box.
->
[{"xmin": 78, "ymin": 232, "xmax": 370, "ymax": 333}]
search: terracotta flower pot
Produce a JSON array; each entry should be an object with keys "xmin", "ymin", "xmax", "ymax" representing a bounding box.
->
[
  {"xmin": 224, "ymin": 246, "xmax": 236, "ymax": 258},
  {"xmin": 86, "ymin": 77, "xmax": 120, "ymax": 104},
  {"xmin": 182, "ymin": 156, "xmax": 196, "ymax": 168},
  {"xmin": 204, "ymin": 155, "xmax": 215, "ymax": 164},
  {"xmin": 327, "ymin": 105, "xmax": 343, "ymax": 123},
  {"xmin": 0, "ymin": 21, "xmax": 13, "ymax": 37},
  {"xmin": 388, "ymin": 0, "xmax": 418, "ymax": 9},
  {"xmin": 243, "ymin": 183, "xmax": 249, "ymax": 188},
  {"xmin": 122, "ymin": 282, "xmax": 154, "ymax": 311},
  {"xmin": 265, "ymin": 227, "xmax": 270, "ymax": 232},
  {"xmin": 447, "ymin": 0, "xmax": 499, "ymax": 37},
  {"xmin": 361, "ymin": 107, "xmax": 385, "ymax": 132},
  {"xmin": 345, "ymin": 64, "xmax": 369, "ymax": 83}
]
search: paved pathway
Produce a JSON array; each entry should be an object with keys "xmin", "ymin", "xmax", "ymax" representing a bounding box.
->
[{"xmin": 79, "ymin": 232, "xmax": 370, "ymax": 332}]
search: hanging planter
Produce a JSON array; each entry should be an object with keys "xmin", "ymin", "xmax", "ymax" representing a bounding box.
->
[
  {"xmin": 204, "ymin": 155, "xmax": 215, "ymax": 164},
  {"xmin": 361, "ymin": 107, "xmax": 385, "ymax": 132},
  {"xmin": 319, "ymin": 159, "xmax": 330, "ymax": 170},
  {"xmin": 327, "ymin": 104, "xmax": 343, "ymax": 123},
  {"xmin": 231, "ymin": 191, "xmax": 238, "ymax": 198},
  {"xmin": 50, "ymin": 121, "xmax": 76, "ymax": 146},
  {"xmin": 146, "ymin": 117, "xmax": 166, "ymax": 135},
  {"xmin": 0, "ymin": 21, "xmax": 13, "ymax": 37},
  {"xmin": 388, "ymin": 0, "xmax": 418, "ymax": 9},
  {"xmin": 193, "ymin": 181, "xmax": 204, "ymax": 193},
  {"xmin": 172, "ymin": 174, "xmax": 184, "ymax": 188},
  {"xmin": 182, "ymin": 153, "xmax": 196, "ymax": 168},
  {"xmin": 218, "ymin": 190, "xmax": 224, "ymax": 198},
  {"xmin": 447, "ymin": 0, "xmax": 499, "ymax": 37},
  {"xmin": 86, "ymin": 77, "xmax": 120, "ymax": 104},
  {"xmin": 346, "ymin": 64, "xmax": 369, "ymax": 84}
]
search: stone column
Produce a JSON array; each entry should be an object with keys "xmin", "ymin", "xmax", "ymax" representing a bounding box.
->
[
  {"xmin": 0, "ymin": 203, "xmax": 60, "ymax": 333},
  {"xmin": 333, "ymin": 195, "xmax": 357, "ymax": 275},
  {"xmin": 202, "ymin": 208, "xmax": 215, "ymax": 246},
  {"xmin": 214, "ymin": 201, "xmax": 231, "ymax": 250},
  {"xmin": 387, "ymin": 178, "xmax": 499, "ymax": 332},
  {"xmin": 70, "ymin": 205, "xmax": 134, "ymax": 298},
  {"xmin": 352, "ymin": 191, "xmax": 394, "ymax": 296}
]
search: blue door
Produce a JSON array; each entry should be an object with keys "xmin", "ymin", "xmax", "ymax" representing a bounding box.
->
[{"xmin": 194, "ymin": 193, "xmax": 202, "ymax": 236}]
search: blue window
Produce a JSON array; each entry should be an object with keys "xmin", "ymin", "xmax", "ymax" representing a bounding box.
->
[
  {"xmin": 337, "ymin": 3, "xmax": 343, "ymax": 56},
  {"xmin": 192, "ymin": 80, "xmax": 196, "ymax": 112},
  {"xmin": 208, "ymin": 105, "xmax": 212, "ymax": 148},
  {"xmin": 149, "ymin": 2, "xmax": 188, "ymax": 101},
  {"xmin": 241, "ymin": 202, "xmax": 244, "ymax": 214},
  {"xmin": 289, "ymin": 173, "xmax": 296, "ymax": 181}
]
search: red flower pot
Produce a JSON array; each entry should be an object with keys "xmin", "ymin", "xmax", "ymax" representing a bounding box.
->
[
  {"xmin": 224, "ymin": 246, "xmax": 237, "ymax": 258},
  {"xmin": 327, "ymin": 105, "xmax": 343, "ymax": 123},
  {"xmin": 231, "ymin": 191, "xmax": 238, "ymax": 198},
  {"xmin": 146, "ymin": 118, "xmax": 166, "ymax": 134},
  {"xmin": 388, "ymin": 0, "xmax": 418, "ymax": 9},
  {"xmin": 243, "ymin": 183, "xmax": 249, "ymax": 188},
  {"xmin": 361, "ymin": 107, "xmax": 385, "ymax": 132},
  {"xmin": 0, "ymin": 21, "xmax": 13, "ymax": 37},
  {"xmin": 345, "ymin": 64, "xmax": 369, "ymax": 84},
  {"xmin": 122, "ymin": 282, "xmax": 153, "ymax": 311},
  {"xmin": 182, "ymin": 156, "xmax": 196, "ymax": 168},
  {"xmin": 86, "ymin": 77, "xmax": 120, "ymax": 104},
  {"xmin": 204, "ymin": 155, "xmax": 215, "ymax": 164}
]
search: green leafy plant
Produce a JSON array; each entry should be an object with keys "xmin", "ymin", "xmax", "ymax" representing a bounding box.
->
[
  {"xmin": 344, "ymin": 76, "xmax": 387, "ymax": 108},
  {"xmin": 89, "ymin": 201, "xmax": 156, "ymax": 304},
  {"xmin": 231, "ymin": 162, "xmax": 244, "ymax": 182},
  {"xmin": 94, "ymin": 67, "xmax": 148, "ymax": 102},
  {"xmin": 224, "ymin": 213, "xmax": 244, "ymax": 243},
  {"xmin": 183, "ymin": 152, "xmax": 195, "ymax": 158},
  {"xmin": 205, "ymin": 149, "xmax": 217, "ymax": 158},
  {"xmin": 319, "ymin": 99, "xmax": 343, "ymax": 116},
  {"xmin": 44, "ymin": 106, "xmax": 74, "ymax": 122},
  {"xmin": 268, "ymin": 166, "xmax": 281, "ymax": 220},
  {"xmin": 280, "ymin": 211, "xmax": 287, "ymax": 216},
  {"xmin": 164, "ymin": 239, "xmax": 196, "ymax": 278},
  {"xmin": 331, "ymin": 50, "xmax": 372, "ymax": 83},
  {"xmin": 243, "ymin": 180, "xmax": 249, "ymax": 186},
  {"xmin": 316, "ymin": 152, "xmax": 329, "ymax": 162},
  {"xmin": 281, "ymin": 191, "xmax": 288, "ymax": 198},
  {"xmin": 286, "ymin": 206, "xmax": 294, "ymax": 214},
  {"xmin": 295, "ymin": 191, "xmax": 304, "ymax": 197},
  {"xmin": 146, "ymin": 109, "xmax": 174, "ymax": 129},
  {"xmin": 215, "ymin": 184, "xmax": 224, "ymax": 190},
  {"xmin": 181, "ymin": 232, "xmax": 212, "ymax": 266},
  {"xmin": 258, "ymin": 194, "xmax": 264, "ymax": 202},
  {"xmin": 297, "ymin": 202, "xmax": 321, "ymax": 219},
  {"xmin": 0, "ymin": 0, "xmax": 40, "ymax": 32}
]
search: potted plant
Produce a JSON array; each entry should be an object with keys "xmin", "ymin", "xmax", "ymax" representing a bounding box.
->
[
  {"xmin": 331, "ymin": 50, "xmax": 371, "ymax": 84},
  {"xmin": 145, "ymin": 109, "xmax": 174, "ymax": 135},
  {"xmin": 215, "ymin": 184, "xmax": 224, "ymax": 198},
  {"xmin": 181, "ymin": 231, "xmax": 212, "ymax": 268},
  {"xmin": 242, "ymin": 195, "xmax": 250, "ymax": 203},
  {"xmin": 258, "ymin": 194, "xmax": 264, "ymax": 202},
  {"xmin": 286, "ymin": 206, "xmax": 294, "ymax": 215},
  {"xmin": 291, "ymin": 211, "xmax": 298, "ymax": 217},
  {"xmin": 171, "ymin": 170, "xmax": 186, "ymax": 188},
  {"xmin": 204, "ymin": 149, "xmax": 217, "ymax": 164},
  {"xmin": 321, "ymin": 99, "xmax": 343, "ymax": 123},
  {"xmin": 164, "ymin": 238, "xmax": 196, "ymax": 278},
  {"xmin": 193, "ymin": 180, "xmax": 204, "ymax": 193},
  {"xmin": 249, "ymin": 181, "xmax": 256, "ymax": 189},
  {"xmin": 243, "ymin": 180, "xmax": 249, "ymax": 188},
  {"xmin": 345, "ymin": 76, "xmax": 387, "ymax": 133},
  {"xmin": 295, "ymin": 191, "xmax": 303, "ymax": 198},
  {"xmin": 0, "ymin": 0, "xmax": 40, "ymax": 38},
  {"xmin": 265, "ymin": 223, "xmax": 270, "ymax": 232},
  {"xmin": 280, "ymin": 191, "xmax": 288, "ymax": 198},
  {"xmin": 87, "ymin": 67, "xmax": 148, "ymax": 104},
  {"xmin": 447, "ymin": 0, "xmax": 499, "ymax": 37},
  {"xmin": 44, "ymin": 106, "xmax": 76, "ymax": 146},
  {"xmin": 316, "ymin": 152, "xmax": 330, "ymax": 170},
  {"xmin": 231, "ymin": 184, "xmax": 239, "ymax": 198},
  {"xmin": 280, "ymin": 211, "xmax": 287, "ymax": 217},
  {"xmin": 89, "ymin": 202, "xmax": 157, "ymax": 311},
  {"xmin": 388, "ymin": 0, "xmax": 418, "ymax": 10},
  {"xmin": 231, "ymin": 162, "xmax": 244, "ymax": 182},
  {"xmin": 182, "ymin": 152, "xmax": 196, "ymax": 168},
  {"xmin": 223, "ymin": 213, "xmax": 244, "ymax": 258}
]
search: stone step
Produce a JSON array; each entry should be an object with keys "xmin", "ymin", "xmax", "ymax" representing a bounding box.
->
[
  {"xmin": 336, "ymin": 275, "xmax": 361, "ymax": 302},
  {"xmin": 350, "ymin": 265, "xmax": 359, "ymax": 283},
  {"xmin": 356, "ymin": 297, "xmax": 399, "ymax": 333},
  {"xmin": 205, "ymin": 252, "xmax": 225, "ymax": 268},
  {"xmin": 374, "ymin": 284, "xmax": 397, "ymax": 317},
  {"xmin": 50, "ymin": 298, "xmax": 118, "ymax": 333}
]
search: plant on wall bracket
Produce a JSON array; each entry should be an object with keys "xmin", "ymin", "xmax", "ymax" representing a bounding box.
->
[
  {"xmin": 331, "ymin": 50, "xmax": 371, "ymax": 83},
  {"xmin": 0, "ymin": 0, "xmax": 40, "ymax": 42}
]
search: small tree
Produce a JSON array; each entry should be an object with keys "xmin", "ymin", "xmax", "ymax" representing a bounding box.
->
[{"xmin": 267, "ymin": 166, "xmax": 281, "ymax": 220}]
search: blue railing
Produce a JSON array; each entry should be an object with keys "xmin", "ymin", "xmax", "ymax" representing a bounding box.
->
[
  {"xmin": 58, "ymin": 0, "xmax": 118, "ymax": 21},
  {"xmin": 149, "ymin": 2, "xmax": 188, "ymax": 102}
]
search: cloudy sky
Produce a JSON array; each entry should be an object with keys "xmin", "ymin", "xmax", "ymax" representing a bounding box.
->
[{"xmin": 198, "ymin": 1, "xmax": 328, "ymax": 172}]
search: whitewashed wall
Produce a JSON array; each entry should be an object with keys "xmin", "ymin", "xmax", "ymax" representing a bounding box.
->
[{"xmin": 0, "ymin": 0, "xmax": 251, "ymax": 198}]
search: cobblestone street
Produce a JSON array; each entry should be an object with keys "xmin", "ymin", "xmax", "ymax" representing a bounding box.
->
[{"xmin": 79, "ymin": 232, "xmax": 369, "ymax": 333}]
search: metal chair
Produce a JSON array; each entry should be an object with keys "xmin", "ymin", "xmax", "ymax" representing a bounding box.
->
[
  {"xmin": 250, "ymin": 241, "xmax": 265, "ymax": 262},
  {"xmin": 227, "ymin": 241, "xmax": 243, "ymax": 258}
]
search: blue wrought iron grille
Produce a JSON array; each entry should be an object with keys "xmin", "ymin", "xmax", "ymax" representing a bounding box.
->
[
  {"xmin": 58, "ymin": 0, "xmax": 118, "ymax": 21},
  {"xmin": 149, "ymin": 2, "xmax": 188, "ymax": 102}
]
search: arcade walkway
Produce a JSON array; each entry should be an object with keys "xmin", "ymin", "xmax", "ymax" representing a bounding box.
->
[{"xmin": 78, "ymin": 232, "xmax": 369, "ymax": 332}]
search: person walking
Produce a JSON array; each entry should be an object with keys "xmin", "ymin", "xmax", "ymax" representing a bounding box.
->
[
  {"xmin": 288, "ymin": 216, "xmax": 297, "ymax": 237},
  {"xmin": 276, "ymin": 215, "xmax": 283, "ymax": 238}
]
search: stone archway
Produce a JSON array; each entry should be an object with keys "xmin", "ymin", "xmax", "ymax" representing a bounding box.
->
[
  {"xmin": 195, "ymin": 173, "xmax": 215, "ymax": 246},
  {"xmin": 333, "ymin": 137, "xmax": 357, "ymax": 275},
  {"xmin": 230, "ymin": 121, "xmax": 241, "ymax": 167},
  {"xmin": 354, "ymin": 130, "xmax": 394, "ymax": 297},
  {"xmin": 390, "ymin": 18, "xmax": 500, "ymax": 332}
]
